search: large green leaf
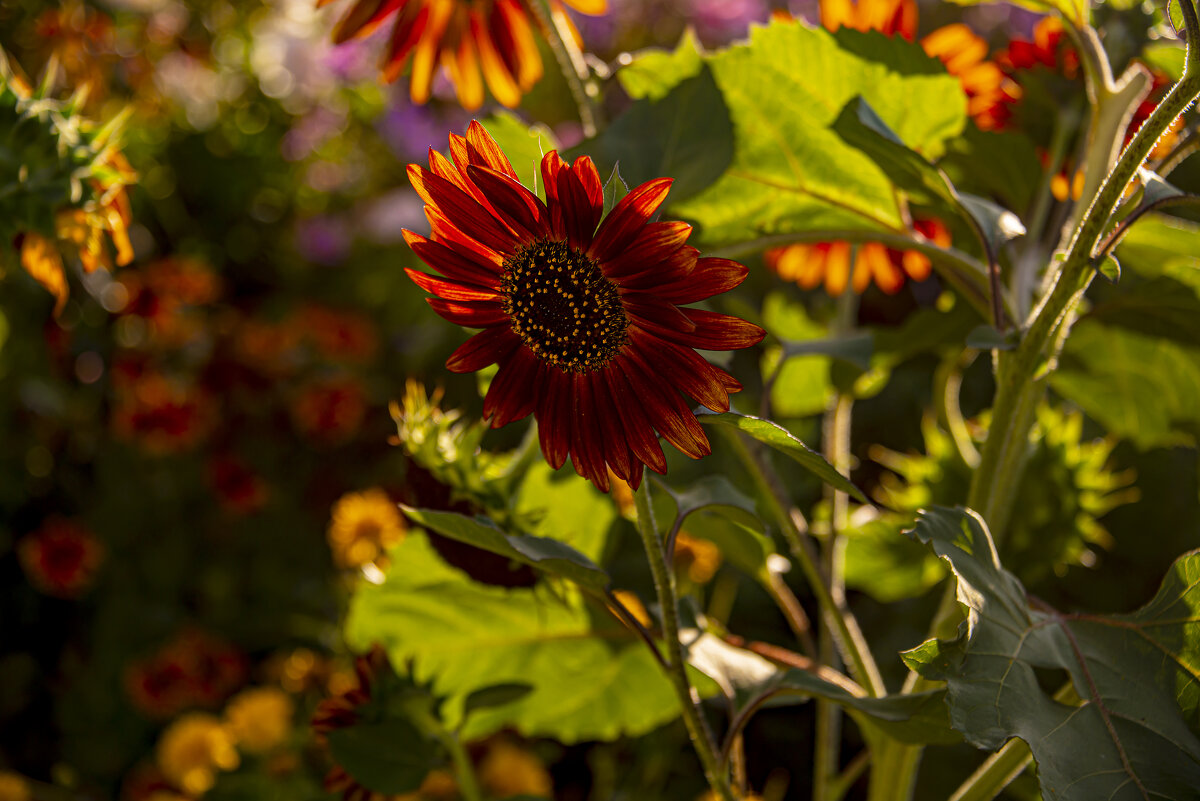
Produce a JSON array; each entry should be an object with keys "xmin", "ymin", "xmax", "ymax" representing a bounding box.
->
[
  {"xmin": 400, "ymin": 506, "xmax": 610, "ymax": 589},
  {"xmin": 514, "ymin": 461, "xmax": 616, "ymax": 564},
  {"xmin": 347, "ymin": 533, "xmax": 679, "ymax": 742},
  {"xmin": 696, "ymin": 410, "xmax": 868, "ymax": 503},
  {"xmin": 613, "ymin": 20, "xmax": 966, "ymax": 250},
  {"xmin": 903, "ymin": 507, "xmax": 1200, "ymax": 800},
  {"xmin": 568, "ymin": 64, "xmax": 734, "ymax": 203},
  {"xmin": 1050, "ymin": 319, "xmax": 1200, "ymax": 449}
]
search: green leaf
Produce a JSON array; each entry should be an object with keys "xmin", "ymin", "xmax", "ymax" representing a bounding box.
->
[
  {"xmin": 400, "ymin": 506, "xmax": 609, "ymax": 589},
  {"xmin": 903, "ymin": 507, "xmax": 1200, "ymax": 800},
  {"xmin": 568, "ymin": 64, "xmax": 733, "ymax": 204},
  {"xmin": 601, "ymin": 164, "xmax": 629, "ymax": 218},
  {"xmin": 695, "ymin": 410, "xmax": 867, "ymax": 503},
  {"xmin": 1096, "ymin": 253, "xmax": 1121, "ymax": 284},
  {"xmin": 462, "ymin": 683, "xmax": 535, "ymax": 718},
  {"xmin": 1050, "ymin": 319, "xmax": 1200, "ymax": 448},
  {"xmin": 479, "ymin": 112, "xmax": 558, "ymax": 195},
  {"xmin": 958, "ymin": 192, "xmax": 1026, "ymax": 254},
  {"xmin": 941, "ymin": 127, "xmax": 1043, "ymax": 214},
  {"xmin": 621, "ymin": 20, "xmax": 965, "ymax": 249},
  {"xmin": 348, "ymin": 533, "xmax": 680, "ymax": 742},
  {"xmin": 618, "ymin": 29, "xmax": 705, "ymax": 101},
  {"xmin": 326, "ymin": 719, "xmax": 438, "ymax": 795},
  {"xmin": 1143, "ymin": 41, "xmax": 1186, "ymax": 81}
]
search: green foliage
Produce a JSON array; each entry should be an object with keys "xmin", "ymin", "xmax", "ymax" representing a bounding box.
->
[
  {"xmin": 327, "ymin": 719, "xmax": 439, "ymax": 795},
  {"xmin": 613, "ymin": 20, "xmax": 966, "ymax": 249},
  {"xmin": 903, "ymin": 507, "xmax": 1200, "ymax": 800},
  {"xmin": 479, "ymin": 112, "xmax": 558, "ymax": 195},
  {"xmin": 347, "ymin": 532, "xmax": 680, "ymax": 742}
]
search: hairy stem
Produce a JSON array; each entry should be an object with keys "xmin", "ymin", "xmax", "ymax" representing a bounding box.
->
[
  {"xmin": 633, "ymin": 481, "xmax": 734, "ymax": 801},
  {"xmin": 529, "ymin": 0, "xmax": 601, "ymax": 137}
]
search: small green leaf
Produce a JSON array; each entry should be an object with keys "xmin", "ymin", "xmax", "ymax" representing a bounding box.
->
[
  {"xmin": 965, "ymin": 324, "xmax": 1016, "ymax": 351},
  {"xmin": 695, "ymin": 411, "xmax": 867, "ymax": 503},
  {"xmin": 1096, "ymin": 253, "xmax": 1121, "ymax": 284},
  {"xmin": 1138, "ymin": 167, "xmax": 1187, "ymax": 206},
  {"xmin": 401, "ymin": 506, "xmax": 609, "ymax": 589},
  {"xmin": 462, "ymin": 683, "xmax": 534, "ymax": 718},
  {"xmin": 1142, "ymin": 42, "xmax": 1186, "ymax": 81},
  {"xmin": 327, "ymin": 719, "xmax": 438, "ymax": 795},
  {"xmin": 958, "ymin": 192, "xmax": 1026, "ymax": 253},
  {"xmin": 601, "ymin": 164, "xmax": 629, "ymax": 218}
]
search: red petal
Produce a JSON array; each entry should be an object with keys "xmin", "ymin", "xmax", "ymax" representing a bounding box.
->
[
  {"xmin": 602, "ymin": 364, "xmax": 667, "ymax": 474},
  {"xmin": 605, "ymin": 221, "xmax": 693, "ymax": 281},
  {"xmin": 632, "ymin": 332, "xmax": 734, "ymax": 412},
  {"xmin": 466, "ymin": 164, "xmax": 548, "ymax": 239},
  {"xmin": 590, "ymin": 371, "xmax": 634, "ymax": 480},
  {"xmin": 620, "ymin": 350, "xmax": 711, "ymax": 460},
  {"xmin": 404, "ymin": 267, "xmax": 498, "ymax": 302},
  {"xmin": 403, "ymin": 230, "xmax": 501, "ymax": 288},
  {"xmin": 624, "ymin": 296, "xmax": 697, "ymax": 335},
  {"xmin": 536, "ymin": 369, "xmax": 572, "ymax": 469},
  {"xmin": 589, "ymin": 177, "xmax": 673, "ymax": 263},
  {"xmin": 428, "ymin": 297, "xmax": 510, "ymax": 327},
  {"xmin": 466, "ymin": 120, "xmax": 519, "ymax": 179},
  {"xmin": 426, "ymin": 206, "xmax": 505, "ymax": 268},
  {"xmin": 540, "ymin": 151, "xmax": 569, "ymax": 239},
  {"xmin": 651, "ymin": 258, "xmax": 749, "ymax": 304},
  {"xmin": 484, "ymin": 347, "xmax": 540, "ymax": 426},
  {"xmin": 381, "ymin": 2, "xmax": 424, "ymax": 69},
  {"xmin": 408, "ymin": 164, "xmax": 519, "ymax": 254},
  {"xmin": 570, "ymin": 374, "xmax": 610, "ymax": 490},
  {"xmin": 333, "ymin": 0, "xmax": 400, "ymax": 43},
  {"xmin": 652, "ymin": 309, "xmax": 766, "ymax": 351},
  {"xmin": 445, "ymin": 326, "xmax": 520, "ymax": 373}
]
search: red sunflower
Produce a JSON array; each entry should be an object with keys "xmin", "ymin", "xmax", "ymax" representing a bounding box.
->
[
  {"xmin": 322, "ymin": 0, "xmax": 607, "ymax": 110},
  {"xmin": 404, "ymin": 122, "xmax": 764, "ymax": 492}
]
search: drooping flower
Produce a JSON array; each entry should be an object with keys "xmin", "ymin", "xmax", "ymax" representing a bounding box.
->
[
  {"xmin": 404, "ymin": 122, "xmax": 764, "ymax": 491},
  {"xmin": 224, "ymin": 687, "xmax": 295, "ymax": 754},
  {"xmin": 921, "ymin": 23, "xmax": 1020, "ymax": 131},
  {"xmin": 155, "ymin": 713, "xmax": 239, "ymax": 796},
  {"xmin": 18, "ymin": 517, "xmax": 105, "ymax": 598},
  {"xmin": 327, "ymin": 488, "xmax": 407, "ymax": 568},
  {"xmin": 322, "ymin": 0, "xmax": 608, "ymax": 110},
  {"xmin": 765, "ymin": 219, "xmax": 951, "ymax": 296}
]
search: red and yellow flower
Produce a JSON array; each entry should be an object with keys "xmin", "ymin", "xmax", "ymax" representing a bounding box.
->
[
  {"xmin": 322, "ymin": 0, "xmax": 607, "ymax": 110},
  {"xmin": 18, "ymin": 517, "xmax": 105, "ymax": 599},
  {"xmin": 404, "ymin": 122, "xmax": 764, "ymax": 491},
  {"xmin": 327, "ymin": 487, "xmax": 407, "ymax": 568}
]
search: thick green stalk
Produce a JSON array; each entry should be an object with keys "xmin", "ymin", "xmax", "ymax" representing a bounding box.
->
[
  {"xmin": 633, "ymin": 481, "xmax": 735, "ymax": 801},
  {"xmin": 871, "ymin": 7, "xmax": 1200, "ymax": 800},
  {"xmin": 946, "ymin": 740, "xmax": 1033, "ymax": 801}
]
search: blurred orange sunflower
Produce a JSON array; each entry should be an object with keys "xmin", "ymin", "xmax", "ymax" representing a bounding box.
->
[
  {"xmin": 322, "ymin": 0, "xmax": 607, "ymax": 110},
  {"xmin": 766, "ymin": 218, "xmax": 951, "ymax": 296},
  {"xmin": 404, "ymin": 122, "xmax": 764, "ymax": 491}
]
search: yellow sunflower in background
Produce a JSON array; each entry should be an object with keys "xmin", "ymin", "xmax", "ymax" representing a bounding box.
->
[
  {"xmin": 155, "ymin": 713, "xmax": 239, "ymax": 796},
  {"xmin": 327, "ymin": 487, "xmax": 407, "ymax": 568},
  {"xmin": 321, "ymin": 0, "xmax": 607, "ymax": 110}
]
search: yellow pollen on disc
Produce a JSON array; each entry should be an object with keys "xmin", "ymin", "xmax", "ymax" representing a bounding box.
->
[{"xmin": 501, "ymin": 239, "xmax": 629, "ymax": 372}]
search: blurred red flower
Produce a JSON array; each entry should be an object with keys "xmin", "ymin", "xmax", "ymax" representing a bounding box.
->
[{"xmin": 18, "ymin": 518, "xmax": 105, "ymax": 599}]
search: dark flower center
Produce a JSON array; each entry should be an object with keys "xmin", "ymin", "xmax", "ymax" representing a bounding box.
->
[{"xmin": 501, "ymin": 239, "xmax": 628, "ymax": 373}]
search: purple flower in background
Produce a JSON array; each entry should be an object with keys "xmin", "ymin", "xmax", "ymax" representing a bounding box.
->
[
  {"xmin": 378, "ymin": 100, "xmax": 470, "ymax": 162},
  {"xmin": 322, "ymin": 30, "xmax": 383, "ymax": 83},
  {"xmin": 295, "ymin": 214, "xmax": 352, "ymax": 265},
  {"xmin": 689, "ymin": 0, "xmax": 770, "ymax": 42}
]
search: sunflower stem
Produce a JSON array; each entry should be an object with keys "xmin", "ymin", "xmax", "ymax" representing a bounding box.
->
[
  {"xmin": 529, "ymin": 0, "xmax": 602, "ymax": 138},
  {"xmin": 633, "ymin": 480, "xmax": 734, "ymax": 801},
  {"xmin": 870, "ymin": 6, "xmax": 1200, "ymax": 798}
]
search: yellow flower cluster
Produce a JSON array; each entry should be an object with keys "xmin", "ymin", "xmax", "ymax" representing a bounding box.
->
[{"xmin": 224, "ymin": 687, "xmax": 294, "ymax": 754}]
